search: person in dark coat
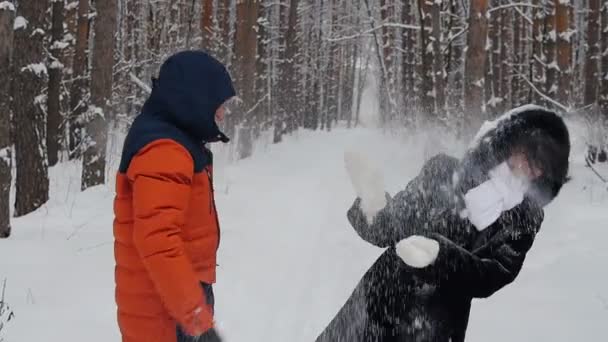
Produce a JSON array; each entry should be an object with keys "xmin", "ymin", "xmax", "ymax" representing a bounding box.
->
[{"xmin": 315, "ymin": 106, "xmax": 571, "ymax": 342}]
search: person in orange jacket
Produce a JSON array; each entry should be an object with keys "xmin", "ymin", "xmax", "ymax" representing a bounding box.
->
[{"xmin": 114, "ymin": 50, "xmax": 234, "ymax": 342}]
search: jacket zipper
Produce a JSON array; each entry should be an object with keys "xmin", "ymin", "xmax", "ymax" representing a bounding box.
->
[{"xmin": 205, "ymin": 167, "xmax": 221, "ymax": 252}]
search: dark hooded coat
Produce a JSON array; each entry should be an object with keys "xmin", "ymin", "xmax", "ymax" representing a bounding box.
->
[{"xmin": 315, "ymin": 107, "xmax": 570, "ymax": 342}]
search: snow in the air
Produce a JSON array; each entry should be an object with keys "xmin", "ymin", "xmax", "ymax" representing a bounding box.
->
[{"xmin": 0, "ymin": 111, "xmax": 607, "ymax": 341}]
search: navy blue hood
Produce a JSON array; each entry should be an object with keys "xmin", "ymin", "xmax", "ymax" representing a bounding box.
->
[{"xmin": 142, "ymin": 50, "xmax": 236, "ymax": 143}]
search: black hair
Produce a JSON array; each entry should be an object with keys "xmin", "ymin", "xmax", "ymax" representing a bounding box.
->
[{"xmin": 457, "ymin": 107, "xmax": 571, "ymax": 207}]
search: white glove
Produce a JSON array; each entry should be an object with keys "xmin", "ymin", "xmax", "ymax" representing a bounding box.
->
[
  {"xmin": 396, "ymin": 235, "xmax": 439, "ymax": 268},
  {"xmin": 463, "ymin": 180, "xmax": 504, "ymax": 231},
  {"xmin": 344, "ymin": 149, "xmax": 387, "ymax": 222}
]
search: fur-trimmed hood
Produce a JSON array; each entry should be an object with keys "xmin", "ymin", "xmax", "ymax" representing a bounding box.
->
[{"xmin": 455, "ymin": 105, "xmax": 571, "ymax": 207}]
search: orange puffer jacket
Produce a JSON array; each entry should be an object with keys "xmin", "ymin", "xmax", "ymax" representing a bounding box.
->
[
  {"xmin": 113, "ymin": 50, "xmax": 235, "ymax": 342},
  {"xmin": 114, "ymin": 139, "xmax": 220, "ymax": 341}
]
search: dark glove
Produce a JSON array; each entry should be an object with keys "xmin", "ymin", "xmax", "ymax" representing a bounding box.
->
[
  {"xmin": 197, "ymin": 328, "xmax": 223, "ymax": 342},
  {"xmin": 177, "ymin": 327, "xmax": 223, "ymax": 342}
]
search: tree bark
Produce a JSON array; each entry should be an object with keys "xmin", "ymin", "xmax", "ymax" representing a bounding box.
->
[
  {"xmin": 12, "ymin": 0, "xmax": 50, "ymax": 216},
  {"xmin": 401, "ymin": 0, "xmax": 415, "ymax": 111},
  {"xmin": 47, "ymin": 0, "xmax": 65, "ymax": 167},
  {"xmin": 464, "ymin": 0, "xmax": 489, "ymax": 133},
  {"xmin": 555, "ymin": 0, "xmax": 572, "ymax": 107},
  {"xmin": 601, "ymin": 0, "xmax": 608, "ymax": 117},
  {"xmin": 418, "ymin": 0, "xmax": 435, "ymax": 117},
  {"xmin": 235, "ymin": 0, "xmax": 259, "ymax": 157},
  {"xmin": 489, "ymin": 3, "xmax": 501, "ymax": 115},
  {"xmin": 499, "ymin": 6, "xmax": 511, "ymax": 113},
  {"xmin": 0, "ymin": 1, "xmax": 14, "ymax": 237},
  {"xmin": 82, "ymin": 0, "xmax": 117, "ymax": 190},
  {"xmin": 431, "ymin": 0, "xmax": 445, "ymax": 116},
  {"xmin": 532, "ymin": 2, "xmax": 545, "ymax": 104},
  {"xmin": 584, "ymin": 0, "xmax": 600, "ymax": 106},
  {"xmin": 69, "ymin": 0, "xmax": 90, "ymax": 159},
  {"xmin": 201, "ymin": 0, "xmax": 214, "ymax": 50},
  {"xmin": 544, "ymin": 1, "xmax": 557, "ymax": 103},
  {"xmin": 511, "ymin": 7, "xmax": 522, "ymax": 108}
]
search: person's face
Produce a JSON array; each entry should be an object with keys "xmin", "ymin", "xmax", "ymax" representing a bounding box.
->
[
  {"xmin": 508, "ymin": 152, "xmax": 543, "ymax": 181},
  {"xmin": 215, "ymin": 104, "xmax": 226, "ymax": 122}
]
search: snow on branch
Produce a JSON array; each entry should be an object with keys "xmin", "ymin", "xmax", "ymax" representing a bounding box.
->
[
  {"xmin": 513, "ymin": 6, "xmax": 533, "ymax": 26},
  {"xmin": 0, "ymin": 147, "xmax": 10, "ymax": 165},
  {"xmin": 327, "ymin": 23, "xmax": 420, "ymax": 43},
  {"xmin": 0, "ymin": 1, "xmax": 15, "ymax": 11},
  {"xmin": 129, "ymin": 73, "xmax": 152, "ymax": 94},
  {"xmin": 21, "ymin": 63, "xmax": 47, "ymax": 77},
  {"xmin": 514, "ymin": 70, "xmax": 569, "ymax": 112},
  {"xmin": 488, "ymin": 3, "xmax": 542, "ymax": 14},
  {"xmin": 13, "ymin": 16, "xmax": 26, "ymax": 30}
]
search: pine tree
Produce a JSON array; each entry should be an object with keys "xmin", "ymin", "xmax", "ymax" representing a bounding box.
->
[
  {"xmin": 0, "ymin": 0, "xmax": 15, "ymax": 237},
  {"xmin": 464, "ymin": 0, "xmax": 489, "ymax": 133},
  {"xmin": 12, "ymin": 0, "xmax": 50, "ymax": 216},
  {"xmin": 81, "ymin": 0, "xmax": 117, "ymax": 190}
]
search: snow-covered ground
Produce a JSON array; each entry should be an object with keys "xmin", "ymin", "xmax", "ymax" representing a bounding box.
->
[{"xmin": 1, "ymin": 124, "xmax": 607, "ymax": 341}]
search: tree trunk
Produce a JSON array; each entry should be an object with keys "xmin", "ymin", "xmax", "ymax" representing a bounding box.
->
[
  {"xmin": 282, "ymin": 0, "xmax": 301, "ymax": 132},
  {"xmin": 12, "ymin": 0, "xmax": 50, "ymax": 216},
  {"xmin": 601, "ymin": 0, "xmax": 608, "ymax": 117},
  {"xmin": 544, "ymin": 2, "xmax": 557, "ymax": 103},
  {"xmin": 463, "ymin": 0, "xmax": 489, "ymax": 133},
  {"xmin": 511, "ymin": 8, "xmax": 522, "ymax": 108},
  {"xmin": 201, "ymin": 0, "xmax": 214, "ymax": 50},
  {"xmin": 0, "ymin": 1, "xmax": 14, "ymax": 237},
  {"xmin": 599, "ymin": 0, "xmax": 608, "ymax": 159},
  {"xmin": 499, "ymin": 7, "xmax": 511, "ymax": 113},
  {"xmin": 418, "ymin": 0, "xmax": 435, "ymax": 117},
  {"xmin": 489, "ymin": 4, "xmax": 501, "ymax": 115},
  {"xmin": 69, "ymin": 0, "xmax": 90, "ymax": 159},
  {"xmin": 583, "ymin": 0, "xmax": 600, "ymax": 106},
  {"xmin": 82, "ymin": 0, "xmax": 117, "ymax": 190},
  {"xmin": 431, "ymin": 0, "xmax": 445, "ymax": 117},
  {"xmin": 401, "ymin": 0, "xmax": 415, "ymax": 112},
  {"xmin": 555, "ymin": 0, "xmax": 572, "ymax": 107},
  {"xmin": 446, "ymin": 0, "xmax": 465, "ymax": 119},
  {"xmin": 532, "ymin": 2, "xmax": 545, "ymax": 104},
  {"xmin": 235, "ymin": 0, "xmax": 259, "ymax": 157},
  {"xmin": 47, "ymin": 0, "xmax": 65, "ymax": 167}
]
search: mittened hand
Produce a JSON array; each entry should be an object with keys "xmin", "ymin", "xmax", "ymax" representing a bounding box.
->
[
  {"xmin": 396, "ymin": 235, "xmax": 440, "ymax": 268},
  {"xmin": 463, "ymin": 180, "xmax": 504, "ymax": 231},
  {"xmin": 344, "ymin": 149, "xmax": 387, "ymax": 221}
]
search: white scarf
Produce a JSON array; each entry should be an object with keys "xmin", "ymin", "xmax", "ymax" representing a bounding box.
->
[{"xmin": 462, "ymin": 162, "xmax": 530, "ymax": 231}]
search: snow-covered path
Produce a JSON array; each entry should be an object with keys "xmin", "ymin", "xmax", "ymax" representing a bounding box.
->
[{"xmin": 1, "ymin": 127, "xmax": 607, "ymax": 341}]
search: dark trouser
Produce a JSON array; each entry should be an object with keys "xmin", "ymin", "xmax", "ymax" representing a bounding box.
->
[{"xmin": 176, "ymin": 283, "xmax": 215, "ymax": 341}]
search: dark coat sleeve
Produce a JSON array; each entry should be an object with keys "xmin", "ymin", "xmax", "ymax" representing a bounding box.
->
[
  {"xmin": 429, "ymin": 199, "xmax": 544, "ymax": 298},
  {"xmin": 347, "ymin": 154, "xmax": 460, "ymax": 248}
]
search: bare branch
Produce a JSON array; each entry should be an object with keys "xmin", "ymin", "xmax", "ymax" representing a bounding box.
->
[
  {"xmin": 129, "ymin": 73, "xmax": 152, "ymax": 94},
  {"xmin": 327, "ymin": 23, "xmax": 420, "ymax": 43},
  {"xmin": 488, "ymin": 3, "xmax": 542, "ymax": 14},
  {"xmin": 513, "ymin": 6, "xmax": 533, "ymax": 26},
  {"xmin": 514, "ymin": 70, "xmax": 570, "ymax": 112}
]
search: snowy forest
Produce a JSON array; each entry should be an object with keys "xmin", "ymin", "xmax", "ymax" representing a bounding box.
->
[
  {"xmin": 1, "ymin": 0, "xmax": 608, "ymax": 237},
  {"xmin": 1, "ymin": 1, "xmax": 608, "ymax": 341}
]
